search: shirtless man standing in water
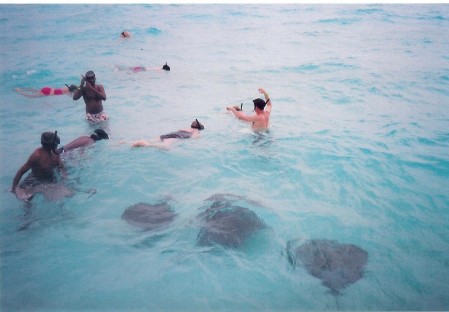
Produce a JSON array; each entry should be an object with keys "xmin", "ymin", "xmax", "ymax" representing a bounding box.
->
[
  {"xmin": 227, "ymin": 88, "xmax": 272, "ymax": 130},
  {"xmin": 73, "ymin": 71, "xmax": 108, "ymax": 123},
  {"xmin": 11, "ymin": 132, "xmax": 67, "ymax": 201}
]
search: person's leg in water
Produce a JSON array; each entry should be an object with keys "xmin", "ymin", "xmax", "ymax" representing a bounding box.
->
[{"xmin": 132, "ymin": 138, "xmax": 176, "ymax": 150}]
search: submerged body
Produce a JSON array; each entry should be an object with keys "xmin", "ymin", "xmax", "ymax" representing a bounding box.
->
[
  {"xmin": 132, "ymin": 119, "xmax": 204, "ymax": 150},
  {"xmin": 16, "ymin": 84, "xmax": 78, "ymax": 98}
]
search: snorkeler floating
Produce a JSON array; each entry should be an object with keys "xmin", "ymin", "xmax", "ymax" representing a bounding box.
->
[
  {"xmin": 132, "ymin": 119, "xmax": 204, "ymax": 149},
  {"xmin": 114, "ymin": 62, "xmax": 171, "ymax": 73},
  {"xmin": 57, "ymin": 128, "xmax": 109, "ymax": 154},
  {"xmin": 227, "ymin": 88, "xmax": 272, "ymax": 130},
  {"xmin": 16, "ymin": 84, "xmax": 78, "ymax": 98}
]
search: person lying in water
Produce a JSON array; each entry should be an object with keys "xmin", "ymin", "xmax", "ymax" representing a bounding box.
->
[
  {"xmin": 58, "ymin": 128, "xmax": 109, "ymax": 154},
  {"xmin": 132, "ymin": 119, "xmax": 204, "ymax": 149},
  {"xmin": 114, "ymin": 62, "xmax": 170, "ymax": 73},
  {"xmin": 227, "ymin": 88, "xmax": 272, "ymax": 131},
  {"xmin": 11, "ymin": 131, "xmax": 69, "ymax": 201},
  {"xmin": 16, "ymin": 84, "xmax": 79, "ymax": 98}
]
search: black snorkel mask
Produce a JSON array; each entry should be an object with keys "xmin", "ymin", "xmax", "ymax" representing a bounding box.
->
[
  {"xmin": 195, "ymin": 119, "xmax": 204, "ymax": 130},
  {"xmin": 52, "ymin": 131, "xmax": 60, "ymax": 154}
]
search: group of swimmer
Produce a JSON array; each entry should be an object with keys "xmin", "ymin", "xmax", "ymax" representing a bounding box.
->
[{"xmin": 11, "ymin": 29, "xmax": 273, "ymax": 202}]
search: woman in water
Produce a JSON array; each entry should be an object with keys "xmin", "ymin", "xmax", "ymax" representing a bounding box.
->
[
  {"xmin": 132, "ymin": 119, "xmax": 204, "ymax": 150},
  {"xmin": 16, "ymin": 84, "xmax": 78, "ymax": 98},
  {"xmin": 114, "ymin": 63, "xmax": 170, "ymax": 73}
]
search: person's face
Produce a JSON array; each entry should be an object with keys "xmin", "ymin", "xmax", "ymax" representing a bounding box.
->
[{"xmin": 86, "ymin": 76, "xmax": 96, "ymax": 85}]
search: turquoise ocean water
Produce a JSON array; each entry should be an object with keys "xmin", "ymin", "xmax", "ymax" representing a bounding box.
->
[{"xmin": 1, "ymin": 4, "xmax": 449, "ymax": 311}]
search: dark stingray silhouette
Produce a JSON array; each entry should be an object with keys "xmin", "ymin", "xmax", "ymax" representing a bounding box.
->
[
  {"xmin": 197, "ymin": 195, "xmax": 266, "ymax": 248},
  {"xmin": 122, "ymin": 202, "xmax": 177, "ymax": 231},
  {"xmin": 287, "ymin": 239, "xmax": 368, "ymax": 295}
]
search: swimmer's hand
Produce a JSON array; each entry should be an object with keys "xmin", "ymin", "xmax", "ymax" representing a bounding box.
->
[
  {"xmin": 14, "ymin": 187, "xmax": 33, "ymax": 201},
  {"xmin": 233, "ymin": 105, "xmax": 242, "ymax": 111},
  {"xmin": 79, "ymin": 76, "xmax": 86, "ymax": 88}
]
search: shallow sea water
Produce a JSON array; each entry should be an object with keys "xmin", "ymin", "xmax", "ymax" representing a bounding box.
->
[{"xmin": 1, "ymin": 4, "xmax": 449, "ymax": 311}]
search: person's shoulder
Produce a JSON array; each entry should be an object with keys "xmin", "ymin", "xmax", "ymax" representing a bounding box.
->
[{"xmin": 29, "ymin": 147, "xmax": 43, "ymax": 160}]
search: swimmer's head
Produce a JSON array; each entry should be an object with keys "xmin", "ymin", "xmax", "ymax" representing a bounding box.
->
[
  {"xmin": 66, "ymin": 84, "xmax": 78, "ymax": 92},
  {"xmin": 85, "ymin": 71, "xmax": 96, "ymax": 85},
  {"xmin": 85, "ymin": 70, "xmax": 95, "ymax": 79},
  {"xmin": 191, "ymin": 119, "xmax": 204, "ymax": 130},
  {"xmin": 162, "ymin": 62, "xmax": 170, "ymax": 71},
  {"xmin": 120, "ymin": 31, "xmax": 131, "ymax": 38},
  {"xmin": 90, "ymin": 128, "xmax": 109, "ymax": 141},
  {"xmin": 41, "ymin": 131, "xmax": 60, "ymax": 151},
  {"xmin": 253, "ymin": 98, "xmax": 266, "ymax": 111}
]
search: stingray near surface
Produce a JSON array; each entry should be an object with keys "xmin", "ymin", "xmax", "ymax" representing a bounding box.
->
[
  {"xmin": 287, "ymin": 239, "xmax": 368, "ymax": 295},
  {"xmin": 15, "ymin": 182, "xmax": 74, "ymax": 202},
  {"xmin": 197, "ymin": 196, "xmax": 266, "ymax": 248},
  {"xmin": 122, "ymin": 202, "xmax": 177, "ymax": 231}
]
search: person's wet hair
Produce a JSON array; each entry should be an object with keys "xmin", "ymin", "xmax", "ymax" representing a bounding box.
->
[
  {"xmin": 41, "ymin": 131, "xmax": 60, "ymax": 151},
  {"xmin": 162, "ymin": 62, "xmax": 170, "ymax": 71},
  {"xmin": 253, "ymin": 98, "xmax": 266, "ymax": 110}
]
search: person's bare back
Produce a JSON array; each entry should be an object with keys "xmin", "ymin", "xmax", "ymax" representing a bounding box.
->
[{"xmin": 227, "ymin": 88, "xmax": 272, "ymax": 131}]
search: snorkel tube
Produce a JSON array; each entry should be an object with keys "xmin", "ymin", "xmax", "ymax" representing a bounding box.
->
[
  {"xmin": 195, "ymin": 119, "xmax": 204, "ymax": 130},
  {"xmin": 52, "ymin": 131, "xmax": 60, "ymax": 155}
]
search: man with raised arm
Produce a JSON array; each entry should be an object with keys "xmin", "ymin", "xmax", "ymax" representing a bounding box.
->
[
  {"xmin": 73, "ymin": 70, "xmax": 108, "ymax": 123},
  {"xmin": 227, "ymin": 88, "xmax": 272, "ymax": 131}
]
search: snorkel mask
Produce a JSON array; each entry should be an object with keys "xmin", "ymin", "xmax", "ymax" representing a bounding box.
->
[
  {"xmin": 192, "ymin": 119, "xmax": 204, "ymax": 130},
  {"xmin": 41, "ymin": 131, "xmax": 60, "ymax": 154}
]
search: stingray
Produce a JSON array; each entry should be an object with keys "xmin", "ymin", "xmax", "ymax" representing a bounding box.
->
[
  {"xmin": 287, "ymin": 239, "xmax": 368, "ymax": 295},
  {"xmin": 197, "ymin": 196, "xmax": 266, "ymax": 248},
  {"xmin": 15, "ymin": 182, "xmax": 74, "ymax": 202},
  {"xmin": 121, "ymin": 202, "xmax": 177, "ymax": 231}
]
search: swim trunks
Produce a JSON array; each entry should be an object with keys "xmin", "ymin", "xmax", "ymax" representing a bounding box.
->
[
  {"xmin": 40, "ymin": 87, "xmax": 52, "ymax": 95},
  {"xmin": 86, "ymin": 111, "xmax": 109, "ymax": 123},
  {"xmin": 160, "ymin": 130, "xmax": 193, "ymax": 141}
]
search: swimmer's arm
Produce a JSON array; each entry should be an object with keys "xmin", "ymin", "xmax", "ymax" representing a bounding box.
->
[
  {"xmin": 227, "ymin": 107, "xmax": 257, "ymax": 122},
  {"xmin": 11, "ymin": 158, "xmax": 33, "ymax": 191},
  {"xmin": 73, "ymin": 88, "xmax": 83, "ymax": 100},
  {"xmin": 96, "ymin": 84, "xmax": 107, "ymax": 101},
  {"xmin": 86, "ymin": 83, "xmax": 106, "ymax": 101},
  {"xmin": 73, "ymin": 76, "xmax": 85, "ymax": 100},
  {"xmin": 259, "ymin": 88, "xmax": 272, "ymax": 113}
]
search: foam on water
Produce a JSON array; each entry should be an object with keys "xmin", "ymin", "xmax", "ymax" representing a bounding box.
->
[{"xmin": 1, "ymin": 4, "xmax": 449, "ymax": 311}]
